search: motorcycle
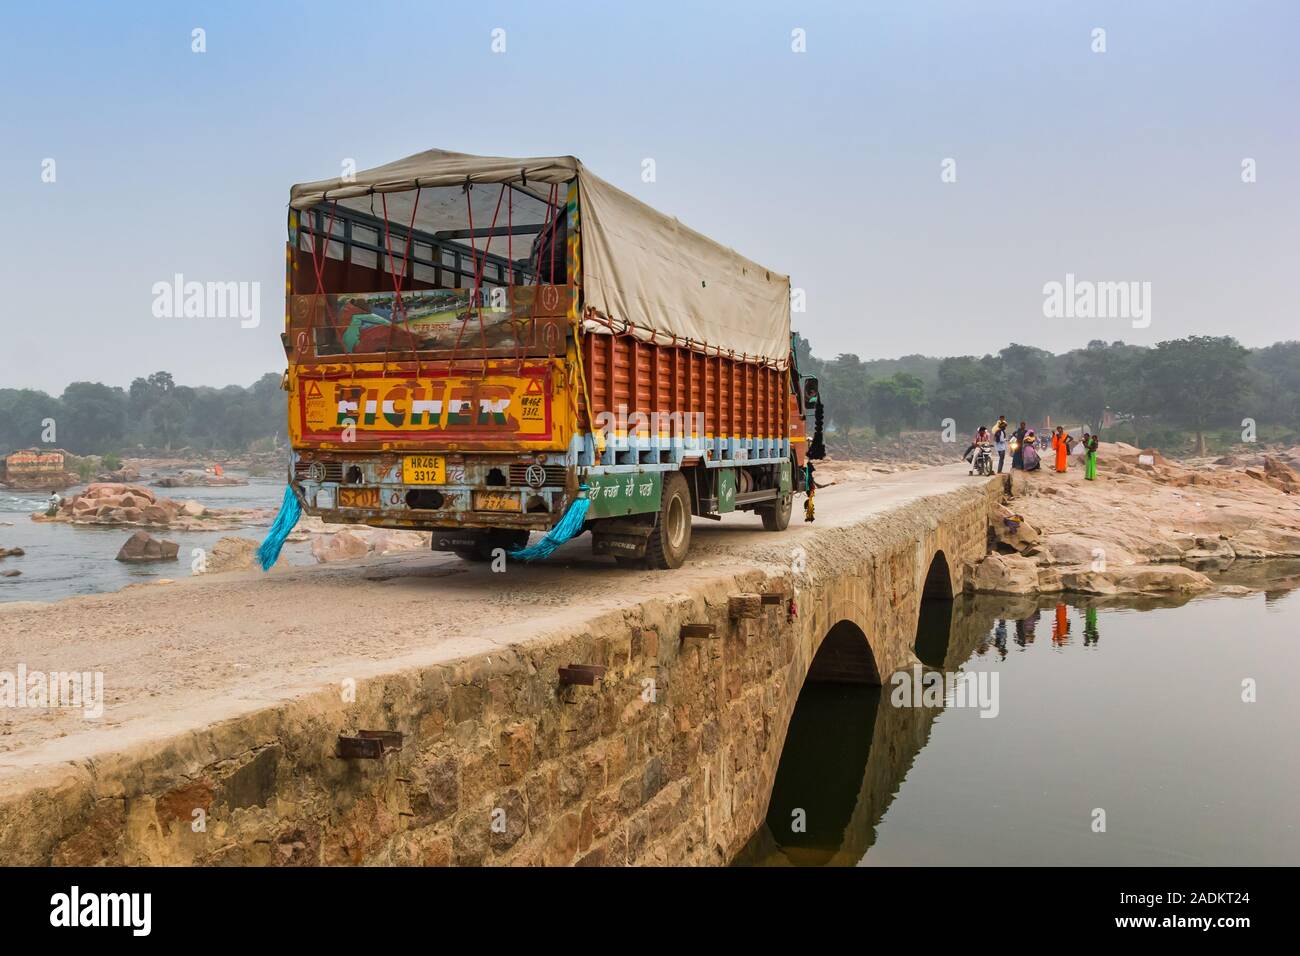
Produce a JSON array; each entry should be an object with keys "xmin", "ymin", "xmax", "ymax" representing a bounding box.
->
[{"xmin": 971, "ymin": 441, "xmax": 995, "ymax": 476}]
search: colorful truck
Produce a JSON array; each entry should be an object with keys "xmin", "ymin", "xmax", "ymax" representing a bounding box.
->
[{"xmin": 282, "ymin": 149, "xmax": 822, "ymax": 568}]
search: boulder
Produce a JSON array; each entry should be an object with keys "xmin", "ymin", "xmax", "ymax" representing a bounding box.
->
[
  {"xmin": 1228, "ymin": 528, "xmax": 1300, "ymax": 559},
  {"xmin": 1181, "ymin": 536, "xmax": 1235, "ymax": 562},
  {"xmin": 367, "ymin": 529, "xmax": 432, "ymax": 555},
  {"xmin": 115, "ymin": 530, "xmax": 180, "ymax": 563},
  {"xmin": 205, "ymin": 536, "xmax": 260, "ymax": 574},
  {"xmin": 992, "ymin": 506, "xmax": 1040, "ymax": 553},
  {"xmin": 1057, "ymin": 568, "xmax": 1119, "ymax": 595},
  {"xmin": 311, "ymin": 530, "xmax": 370, "ymax": 563},
  {"xmin": 0, "ymin": 569, "xmax": 19, "ymax": 577},
  {"xmin": 969, "ymin": 553, "xmax": 1041, "ymax": 594},
  {"xmin": 84, "ymin": 482, "xmax": 156, "ymax": 503},
  {"xmin": 1263, "ymin": 456, "xmax": 1300, "ymax": 494},
  {"xmin": 140, "ymin": 504, "xmax": 171, "ymax": 526},
  {"xmin": 1108, "ymin": 565, "xmax": 1213, "ymax": 594},
  {"xmin": 1041, "ymin": 533, "xmax": 1134, "ymax": 568},
  {"xmin": 181, "ymin": 499, "xmax": 206, "ymax": 517},
  {"xmin": 0, "ymin": 547, "xmax": 24, "ymax": 559}
]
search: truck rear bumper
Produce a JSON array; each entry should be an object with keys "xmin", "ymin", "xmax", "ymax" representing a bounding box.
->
[{"xmin": 291, "ymin": 449, "xmax": 572, "ymax": 532}]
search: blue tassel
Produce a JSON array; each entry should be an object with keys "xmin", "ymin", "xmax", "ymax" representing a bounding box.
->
[
  {"xmin": 509, "ymin": 486, "xmax": 590, "ymax": 562},
  {"xmin": 257, "ymin": 485, "xmax": 302, "ymax": 571}
]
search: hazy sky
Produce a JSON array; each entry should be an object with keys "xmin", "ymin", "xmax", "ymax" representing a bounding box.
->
[{"xmin": 3, "ymin": 0, "xmax": 1296, "ymax": 394}]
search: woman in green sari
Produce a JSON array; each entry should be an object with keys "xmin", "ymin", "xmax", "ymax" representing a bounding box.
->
[{"xmin": 1084, "ymin": 432, "xmax": 1099, "ymax": 480}]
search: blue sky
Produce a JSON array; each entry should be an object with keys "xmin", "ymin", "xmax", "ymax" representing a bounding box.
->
[{"xmin": 2, "ymin": 0, "xmax": 1297, "ymax": 392}]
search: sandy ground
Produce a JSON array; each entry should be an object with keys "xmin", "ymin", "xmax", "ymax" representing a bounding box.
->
[{"xmin": 0, "ymin": 462, "xmax": 984, "ymax": 777}]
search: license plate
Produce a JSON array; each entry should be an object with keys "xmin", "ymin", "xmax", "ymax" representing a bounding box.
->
[
  {"xmin": 473, "ymin": 491, "xmax": 521, "ymax": 512},
  {"xmin": 339, "ymin": 487, "xmax": 380, "ymax": 509},
  {"xmin": 402, "ymin": 455, "xmax": 445, "ymax": 484}
]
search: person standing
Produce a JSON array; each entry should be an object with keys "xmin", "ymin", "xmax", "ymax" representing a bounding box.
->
[
  {"xmin": 1051, "ymin": 426, "xmax": 1068, "ymax": 473},
  {"xmin": 1011, "ymin": 421, "xmax": 1028, "ymax": 470},
  {"xmin": 1022, "ymin": 430, "xmax": 1041, "ymax": 471},
  {"xmin": 1084, "ymin": 432, "xmax": 1100, "ymax": 480},
  {"xmin": 993, "ymin": 420, "xmax": 1009, "ymax": 473}
]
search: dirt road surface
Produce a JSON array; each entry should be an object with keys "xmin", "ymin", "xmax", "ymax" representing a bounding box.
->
[{"xmin": 0, "ymin": 463, "xmax": 985, "ymax": 786}]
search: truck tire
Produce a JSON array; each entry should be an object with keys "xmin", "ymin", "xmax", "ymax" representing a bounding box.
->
[
  {"xmin": 759, "ymin": 491, "xmax": 793, "ymax": 531},
  {"xmin": 644, "ymin": 472, "xmax": 692, "ymax": 570},
  {"xmin": 454, "ymin": 529, "xmax": 529, "ymax": 562}
]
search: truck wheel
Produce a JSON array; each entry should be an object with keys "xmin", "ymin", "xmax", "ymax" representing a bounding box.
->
[
  {"xmin": 644, "ymin": 472, "xmax": 692, "ymax": 570},
  {"xmin": 454, "ymin": 530, "xmax": 529, "ymax": 562},
  {"xmin": 759, "ymin": 491, "xmax": 793, "ymax": 531}
]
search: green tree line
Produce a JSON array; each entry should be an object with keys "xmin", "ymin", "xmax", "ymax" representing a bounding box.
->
[
  {"xmin": 0, "ymin": 371, "xmax": 287, "ymax": 456},
  {"xmin": 796, "ymin": 334, "xmax": 1300, "ymax": 453},
  {"xmin": 5, "ymin": 335, "xmax": 1299, "ymax": 458}
]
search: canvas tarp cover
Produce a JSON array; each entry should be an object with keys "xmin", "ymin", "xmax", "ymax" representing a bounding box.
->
[{"xmin": 290, "ymin": 149, "xmax": 791, "ymax": 367}]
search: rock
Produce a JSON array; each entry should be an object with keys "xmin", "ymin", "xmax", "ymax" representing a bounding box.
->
[
  {"xmin": 1181, "ymin": 536, "xmax": 1235, "ymax": 562},
  {"xmin": 1057, "ymin": 569, "xmax": 1119, "ymax": 595},
  {"xmin": 1227, "ymin": 528, "xmax": 1300, "ymax": 558},
  {"xmin": 969, "ymin": 553, "xmax": 1042, "ymax": 594},
  {"xmin": 0, "ymin": 547, "xmax": 25, "ymax": 558},
  {"xmin": 115, "ymin": 530, "xmax": 180, "ymax": 563},
  {"xmin": 205, "ymin": 536, "xmax": 261, "ymax": 574},
  {"xmin": 1036, "ymin": 564, "xmax": 1063, "ymax": 592},
  {"xmin": 1107, "ymin": 565, "xmax": 1213, "ymax": 593},
  {"xmin": 992, "ymin": 506, "xmax": 1040, "ymax": 553},
  {"xmin": 1040, "ymin": 533, "xmax": 1135, "ymax": 568},
  {"xmin": 311, "ymin": 531, "xmax": 370, "ymax": 563},
  {"xmin": 1217, "ymin": 585, "xmax": 1253, "ymax": 596},
  {"xmin": 181, "ymin": 500, "xmax": 206, "ymax": 517},
  {"xmin": 363, "ymin": 529, "xmax": 430, "ymax": 556},
  {"xmin": 0, "ymin": 569, "xmax": 20, "ymax": 577},
  {"xmin": 84, "ymin": 482, "xmax": 156, "ymax": 503},
  {"xmin": 1263, "ymin": 456, "xmax": 1300, "ymax": 494},
  {"xmin": 140, "ymin": 504, "xmax": 171, "ymax": 526}
]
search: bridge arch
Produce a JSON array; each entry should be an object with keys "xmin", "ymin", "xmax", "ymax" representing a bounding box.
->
[
  {"xmin": 807, "ymin": 619, "xmax": 880, "ymax": 686},
  {"xmin": 755, "ymin": 618, "xmax": 881, "ymax": 864},
  {"xmin": 914, "ymin": 550, "xmax": 955, "ymax": 668}
]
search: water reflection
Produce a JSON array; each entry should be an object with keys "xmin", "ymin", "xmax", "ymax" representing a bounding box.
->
[
  {"xmin": 737, "ymin": 567, "xmax": 1300, "ymax": 866},
  {"xmin": 736, "ymin": 591, "xmax": 990, "ymax": 867}
]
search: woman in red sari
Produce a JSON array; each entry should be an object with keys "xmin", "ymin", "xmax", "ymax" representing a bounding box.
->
[{"xmin": 1051, "ymin": 426, "xmax": 1069, "ymax": 473}]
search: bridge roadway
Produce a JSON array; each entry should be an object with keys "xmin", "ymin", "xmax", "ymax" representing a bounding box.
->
[{"xmin": 0, "ymin": 463, "xmax": 1001, "ymax": 865}]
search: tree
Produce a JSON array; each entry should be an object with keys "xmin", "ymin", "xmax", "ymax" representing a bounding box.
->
[
  {"xmin": 1060, "ymin": 340, "xmax": 1143, "ymax": 433},
  {"xmin": 59, "ymin": 382, "xmax": 127, "ymax": 454},
  {"xmin": 1138, "ymin": 336, "xmax": 1249, "ymax": 454},
  {"xmin": 930, "ymin": 355, "xmax": 999, "ymax": 432},
  {"xmin": 821, "ymin": 354, "xmax": 870, "ymax": 435},
  {"xmin": 867, "ymin": 373, "xmax": 926, "ymax": 437},
  {"xmin": 995, "ymin": 344, "xmax": 1054, "ymax": 422},
  {"xmin": 0, "ymin": 389, "xmax": 63, "ymax": 455}
]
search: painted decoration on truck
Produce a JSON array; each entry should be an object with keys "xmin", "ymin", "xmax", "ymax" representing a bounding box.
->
[
  {"xmin": 585, "ymin": 472, "xmax": 663, "ymax": 519},
  {"xmin": 290, "ymin": 288, "xmax": 574, "ymax": 356},
  {"xmin": 294, "ymin": 361, "xmax": 558, "ymax": 444}
]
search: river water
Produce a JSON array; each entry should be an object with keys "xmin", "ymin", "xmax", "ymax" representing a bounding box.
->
[
  {"xmin": 0, "ymin": 474, "xmax": 314, "ymax": 604},
  {"xmin": 739, "ymin": 565, "xmax": 1300, "ymax": 866}
]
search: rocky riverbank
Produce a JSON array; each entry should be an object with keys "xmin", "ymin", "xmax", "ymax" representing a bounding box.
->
[
  {"xmin": 33, "ymin": 482, "xmax": 272, "ymax": 532},
  {"xmin": 967, "ymin": 442, "xmax": 1300, "ymax": 596}
]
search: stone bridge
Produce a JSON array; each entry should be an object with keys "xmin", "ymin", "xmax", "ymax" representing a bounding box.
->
[{"xmin": 0, "ymin": 466, "xmax": 1002, "ymax": 866}]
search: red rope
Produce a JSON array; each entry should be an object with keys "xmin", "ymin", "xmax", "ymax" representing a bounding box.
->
[
  {"xmin": 448, "ymin": 183, "xmax": 507, "ymax": 374},
  {"xmin": 309, "ymin": 202, "xmax": 338, "ymax": 295},
  {"xmin": 380, "ymin": 188, "xmax": 423, "ymax": 379}
]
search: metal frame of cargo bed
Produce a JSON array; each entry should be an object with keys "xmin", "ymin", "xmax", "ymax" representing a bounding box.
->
[{"xmin": 295, "ymin": 203, "xmax": 548, "ymax": 294}]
